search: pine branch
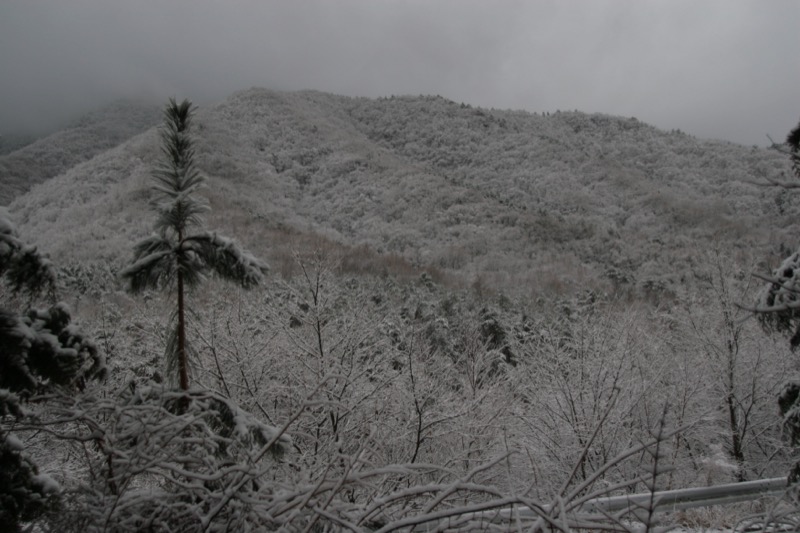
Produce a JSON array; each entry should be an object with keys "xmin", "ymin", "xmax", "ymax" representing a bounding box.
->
[
  {"xmin": 0, "ymin": 211, "xmax": 56, "ymax": 297},
  {"xmin": 120, "ymin": 247, "xmax": 175, "ymax": 293},
  {"xmin": 184, "ymin": 232, "xmax": 268, "ymax": 288}
]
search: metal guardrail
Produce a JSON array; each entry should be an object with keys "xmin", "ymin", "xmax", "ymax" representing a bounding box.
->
[
  {"xmin": 583, "ymin": 476, "xmax": 790, "ymax": 513},
  {"xmin": 436, "ymin": 477, "xmax": 792, "ymax": 529}
]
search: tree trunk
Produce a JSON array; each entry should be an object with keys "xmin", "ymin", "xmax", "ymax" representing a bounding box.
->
[
  {"xmin": 177, "ymin": 267, "xmax": 189, "ymax": 391},
  {"xmin": 727, "ymin": 392, "xmax": 746, "ymax": 481}
]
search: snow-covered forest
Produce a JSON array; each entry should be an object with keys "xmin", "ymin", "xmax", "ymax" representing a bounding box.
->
[{"xmin": 2, "ymin": 89, "xmax": 800, "ymax": 531}]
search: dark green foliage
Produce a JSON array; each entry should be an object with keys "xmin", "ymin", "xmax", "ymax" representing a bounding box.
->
[
  {"xmin": 754, "ymin": 118, "xmax": 800, "ymax": 481},
  {"xmin": 183, "ymin": 232, "xmax": 266, "ymax": 288},
  {"xmin": 783, "ymin": 380, "xmax": 800, "ymax": 484},
  {"xmin": 0, "ymin": 305, "xmax": 103, "ymax": 394},
  {"xmin": 757, "ymin": 250, "xmax": 800, "ymax": 349},
  {"xmin": 0, "ymin": 428, "xmax": 59, "ymax": 532},
  {"xmin": 756, "ymin": 120, "xmax": 800, "ymax": 348},
  {"xmin": 779, "ymin": 382, "xmax": 800, "ymax": 445},
  {"xmin": 121, "ymin": 235, "xmax": 174, "ymax": 293},
  {"xmin": 0, "ymin": 212, "xmax": 103, "ymax": 531},
  {"xmin": 479, "ymin": 307, "xmax": 506, "ymax": 349},
  {"xmin": 0, "ymin": 211, "xmax": 55, "ymax": 296},
  {"xmin": 788, "ymin": 124, "xmax": 800, "ymax": 150},
  {"xmin": 0, "ymin": 390, "xmax": 51, "ymax": 532},
  {"xmin": 479, "ymin": 307, "xmax": 516, "ymax": 366},
  {"xmin": 787, "ymin": 120, "xmax": 800, "ymax": 178},
  {"xmin": 0, "ymin": 213, "xmax": 105, "ymax": 395},
  {"xmin": 1, "ymin": 246, "xmax": 55, "ymax": 296}
]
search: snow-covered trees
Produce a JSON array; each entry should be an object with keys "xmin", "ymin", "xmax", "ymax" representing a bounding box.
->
[
  {"xmin": 0, "ymin": 208, "xmax": 106, "ymax": 392},
  {"xmin": 755, "ymin": 121, "xmax": 800, "ymax": 346},
  {"xmin": 33, "ymin": 385, "xmax": 290, "ymax": 532},
  {"xmin": 6, "ymin": 91, "xmax": 799, "ymax": 529},
  {"xmin": 683, "ymin": 254, "xmax": 790, "ymax": 482},
  {"xmin": 751, "ymin": 118, "xmax": 800, "ymax": 481},
  {"xmin": 121, "ymin": 98, "xmax": 267, "ymax": 390},
  {"xmin": 0, "ymin": 209, "xmax": 105, "ymax": 531}
]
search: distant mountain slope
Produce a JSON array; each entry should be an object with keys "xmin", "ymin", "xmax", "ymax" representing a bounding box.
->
[
  {"xmin": 8, "ymin": 88, "xmax": 796, "ymax": 298},
  {"xmin": 0, "ymin": 132, "xmax": 40, "ymax": 156},
  {"xmin": 0, "ymin": 100, "xmax": 160, "ymax": 205}
]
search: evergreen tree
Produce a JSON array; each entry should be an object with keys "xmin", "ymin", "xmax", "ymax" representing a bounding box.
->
[
  {"xmin": 753, "ymin": 118, "xmax": 800, "ymax": 480},
  {"xmin": 121, "ymin": 98, "xmax": 267, "ymax": 390},
  {"xmin": 756, "ymin": 120, "xmax": 800, "ymax": 347},
  {"xmin": 0, "ymin": 209, "xmax": 105, "ymax": 531}
]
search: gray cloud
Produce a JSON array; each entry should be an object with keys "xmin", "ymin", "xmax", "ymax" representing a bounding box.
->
[{"xmin": 1, "ymin": 0, "xmax": 798, "ymax": 145}]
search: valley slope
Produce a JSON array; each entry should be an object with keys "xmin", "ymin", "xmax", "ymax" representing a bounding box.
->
[
  {"xmin": 6, "ymin": 88, "xmax": 796, "ymax": 299},
  {"xmin": 0, "ymin": 100, "xmax": 160, "ymax": 205}
]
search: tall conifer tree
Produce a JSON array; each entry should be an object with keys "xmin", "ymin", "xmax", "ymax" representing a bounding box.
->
[{"xmin": 122, "ymin": 98, "xmax": 267, "ymax": 390}]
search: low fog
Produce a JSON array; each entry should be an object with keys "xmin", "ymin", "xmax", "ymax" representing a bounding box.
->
[{"xmin": 1, "ymin": 0, "xmax": 798, "ymax": 145}]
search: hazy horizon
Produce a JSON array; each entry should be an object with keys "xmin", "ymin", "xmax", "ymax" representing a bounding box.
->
[{"xmin": 2, "ymin": 1, "xmax": 799, "ymax": 146}]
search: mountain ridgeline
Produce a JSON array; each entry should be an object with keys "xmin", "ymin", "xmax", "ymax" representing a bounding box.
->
[
  {"xmin": 2, "ymin": 88, "xmax": 794, "ymax": 299},
  {"xmin": 0, "ymin": 100, "xmax": 161, "ymax": 205}
]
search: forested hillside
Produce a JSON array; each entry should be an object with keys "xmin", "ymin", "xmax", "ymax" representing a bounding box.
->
[
  {"xmin": 0, "ymin": 133, "xmax": 40, "ymax": 157},
  {"xmin": 0, "ymin": 100, "xmax": 160, "ymax": 205},
  {"xmin": 2, "ymin": 89, "xmax": 799, "ymax": 531},
  {"xmin": 7, "ymin": 89, "xmax": 795, "ymax": 299}
]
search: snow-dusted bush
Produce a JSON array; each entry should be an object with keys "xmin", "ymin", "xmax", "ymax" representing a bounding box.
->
[
  {"xmin": 34, "ymin": 386, "xmax": 288, "ymax": 532},
  {"xmin": 0, "ymin": 209, "xmax": 105, "ymax": 531}
]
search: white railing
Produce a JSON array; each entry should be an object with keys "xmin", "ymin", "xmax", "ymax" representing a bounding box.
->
[
  {"xmin": 583, "ymin": 476, "xmax": 790, "ymax": 513},
  {"xmin": 429, "ymin": 477, "xmax": 792, "ymax": 530}
]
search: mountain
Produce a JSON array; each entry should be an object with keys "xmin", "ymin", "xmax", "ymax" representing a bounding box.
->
[
  {"xmin": 0, "ymin": 132, "xmax": 40, "ymax": 156},
  {"xmin": 0, "ymin": 99, "xmax": 161, "ymax": 205},
  {"xmin": 7, "ymin": 88, "xmax": 795, "ymax": 299},
  {"xmin": 5, "ymin": 89, "xmax": 797, "ymax": 530}
]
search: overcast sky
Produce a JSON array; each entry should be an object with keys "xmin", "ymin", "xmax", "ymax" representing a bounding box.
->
[{"xmin": 1, "ymin": 0, "xmax": 798, "ymax": 146}]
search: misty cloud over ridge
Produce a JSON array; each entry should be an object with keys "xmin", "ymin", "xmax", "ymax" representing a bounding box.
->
[{"xmin": 1, "ymin": 0, "xmax": 798, "ymax": 145}]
